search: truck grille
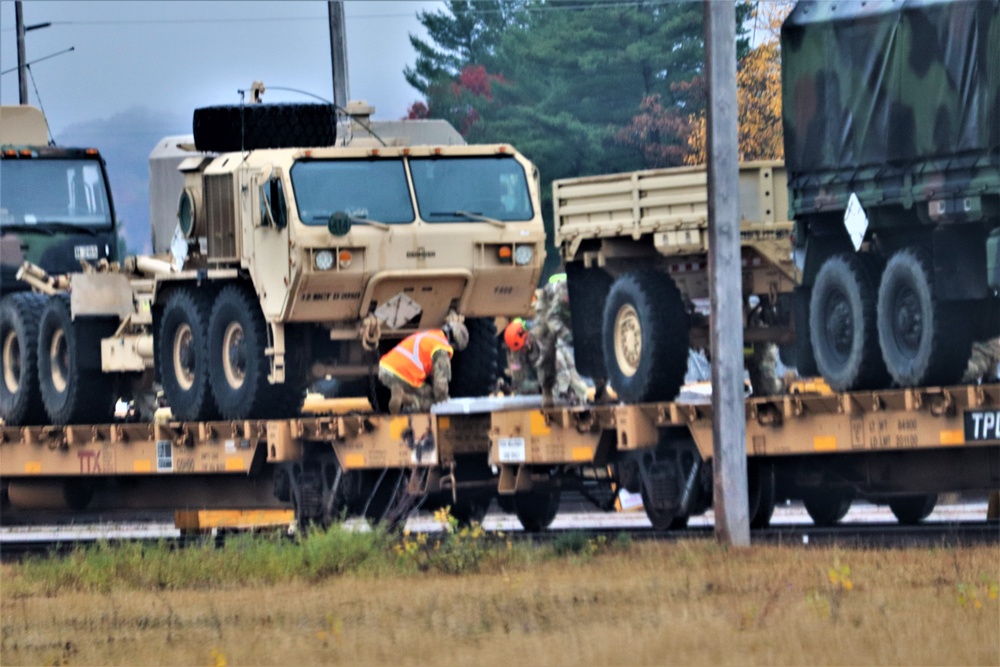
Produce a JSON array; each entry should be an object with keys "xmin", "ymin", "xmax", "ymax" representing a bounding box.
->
[{"xmin": 204, "ymin": 174, "xmax": 239, "ymax": 262}]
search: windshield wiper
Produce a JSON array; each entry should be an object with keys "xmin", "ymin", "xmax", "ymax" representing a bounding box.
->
[
  {"xmin": 432, "ymin": 210, "xmax": 505, "ymax": 229},
  {"xmin": 1, "ymin": 222, "xmax": 102, "ymax": 236},
  {"xmin": 1, "ymin": 224, "xmax": 55, "ymax": 236}
]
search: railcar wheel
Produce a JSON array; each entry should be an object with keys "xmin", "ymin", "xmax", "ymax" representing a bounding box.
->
[
  {"xmin": 748, "ymin": 461, "xmax": 776, "ymax": 529},
  {"xmin": 809, "ymin": 253, "xmax": 888, "ymax": 391},
  {"xmin": 877, "ymin": 248, "xmax": 970, "ymax": 387},
  {"xmin": 641, "ymin": 482, "xmax": 678, "ymax": 531},
  {"xmin": 602, "ymin": 270, "xmax": 688, "ymax": 403},
  {"xmin": 159, "ymin": 288, "xmax": 216, "ymax": 421},
  {"xmin": 450, "ymin": 496, "xmax": 491, "ymax": 527},
  {"xmin": 803, "ymin": 491, "xmax": 852, "ymax": 527},
  {"xmin": 514, "ymin": 488, "xmax": 561, "ymax": 532},
  {"xmin": 888, "ymin": 493, "xmax": 937, "ymax": 524},
  {"xmin": 1, "ymin": 293, "xmax": 47, "ymax": 425},
  {"xmin": 36, "ymin": 294, "xmax": 116, "ymax": 425}
]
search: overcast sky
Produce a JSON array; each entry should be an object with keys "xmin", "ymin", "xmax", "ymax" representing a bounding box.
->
[{"xmin": 0, "ymin": 1, "xmax": 444, "ymax": 136}]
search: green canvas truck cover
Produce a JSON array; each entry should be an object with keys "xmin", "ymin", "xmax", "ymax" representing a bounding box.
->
[{"xmin": 781, "ymin": 0, "xmax": 999, "ymax": 209}]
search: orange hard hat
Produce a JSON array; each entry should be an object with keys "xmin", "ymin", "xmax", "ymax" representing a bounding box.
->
[{"xmin": 504, "ymin": 318, "xmax": 528, "ymax": 351}]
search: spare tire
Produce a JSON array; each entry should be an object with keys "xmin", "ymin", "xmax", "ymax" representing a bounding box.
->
[{"xmin": 193, "ymin": 103, "xmax": 337, "ymax": 153}]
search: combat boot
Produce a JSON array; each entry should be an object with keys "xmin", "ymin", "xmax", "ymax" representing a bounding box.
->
[{"xmin": 542, "ymin": 388, "xmax": 555, "ymax": 408}]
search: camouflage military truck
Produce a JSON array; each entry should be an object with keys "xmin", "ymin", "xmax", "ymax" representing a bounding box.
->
[
  {"xmin": 782, "ymin": 0, "xmax": 1000, "ymax": 391},
  {"xmin": 1, "ymin": 105, "xmax": 121, "ymax": 425},
  {"xmin": 555, "ymin": 161, "xmax": 796, "ymax": 403},
  {"xmin": 5, "ymin": 99, "xmax": 546, "ymax": 426}
]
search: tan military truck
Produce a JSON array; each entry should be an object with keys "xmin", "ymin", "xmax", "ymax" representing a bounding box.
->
[
  {"xmin": 13, "ymin": 99, "xmax": 546, "ymax": 425},
  {"xmin": 555, "ymin": 161, "xmax": 796, "ymax": 403}
]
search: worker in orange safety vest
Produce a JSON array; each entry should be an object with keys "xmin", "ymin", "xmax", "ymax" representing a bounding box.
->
[{"xmin": 378, "ymin": 321, "xmax": 470, "ymax": 413}]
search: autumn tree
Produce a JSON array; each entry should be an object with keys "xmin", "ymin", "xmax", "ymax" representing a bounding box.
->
[{"xmin": 685, "ymin": 1, "xmax": 791, "ymax": 164}]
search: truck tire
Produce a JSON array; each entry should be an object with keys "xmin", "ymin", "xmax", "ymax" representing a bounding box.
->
[
  {"xmin": 450, "ymin": 318, "xmax": 499, "ymax": 398},
  {"xmin": 888, "ymin": 493, "xmax": 937, "ymax": 524},
  {"xmin": 602, "ymin": 270, "xmax": 688, "ymax": 403},
  {"xmin": 514, "ymin": 488, "xmax": 561, "ymax": 532},
  {"xmin": 1, "ymin": 293, "xmax": 47, "ymax": 425},
  {"xmin": 159, "ymin": 288, "xmax": 217, "ymax": 422},
  {"xmin": 809, "ymin": 253, "xmax": 889, "ymax": 391},
  {"xmin": 36, "ymin": 294, "xmax": 116, "ymax": 425},
  {"xmin": 803, "ymin": 490, "xmax": 852, "ymax": 527},
  {"xmin": 877, "ymin": 247, "xmax": 971, "ymax": 387},
  {"xmin": 193, "ymin": 103, "xmax": 337, "ymax": 153},
  {"xmin": 566, "ymin": 262, "xmax": 612, "ymax": 378},
  {"xmin": 450, "ymin": 496, "xmax": 491, "ymax": 527},
  {"xmin": 208, "ymin": 285, "xmax": 274, "ymax": 420}
]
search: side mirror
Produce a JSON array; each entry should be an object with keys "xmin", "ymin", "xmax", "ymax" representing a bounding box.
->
[{"xmin": 260, "ymin": 176, "xmax": 287, "ymax": 229}]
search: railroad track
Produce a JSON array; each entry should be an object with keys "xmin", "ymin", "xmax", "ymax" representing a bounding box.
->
[{"xmin": 2, "ymin": 503, "xmax": 995, "ymax": 561}]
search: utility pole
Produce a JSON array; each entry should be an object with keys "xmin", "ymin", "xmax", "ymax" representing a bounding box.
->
[
  {"xmin": 328, "ymin": 1, "xmax": 349, "ymax": 109},
  {"xmin": 16, "ymin": 1, "xmax": 29, "ymax": 103},
  {"xmin": 705, "ymin": 0, "xmax": 750, "ymax": 547}
]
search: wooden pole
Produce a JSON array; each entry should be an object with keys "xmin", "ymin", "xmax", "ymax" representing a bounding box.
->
[
  {"xmin": 705, "ymin": 0, "xmax": 750, "ymax": 546},
  {"xmin": 328, "ymin": 1, "xmax": 349, "ymax": 108}
]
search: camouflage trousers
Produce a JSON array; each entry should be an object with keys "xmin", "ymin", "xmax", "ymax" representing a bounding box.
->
[
  {"xmin": 746, "ymin": 343, "xmax": 784, "ymax": 396},
  {"xmin": 963, "ymin": 338, "xmax": 1000, "ymax": 383},
  {"xmin": 507, "ymin": 344, "xmax": 541, "ymax": 395},
  {"xmin": 378, "ymin": 349, "xmax": 453, "ymax": 414},
  {"xmin": 536, "ymin": 325, "xmax": 588, "ymax": 405}
]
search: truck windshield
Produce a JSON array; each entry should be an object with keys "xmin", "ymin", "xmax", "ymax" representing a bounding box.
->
[
  {"xmin": 410, "ymin": 156, "xmax": 534, "ymax": 223},
  {"xmin": 291, "ymin": 159, "xmax": 415, "ymax": 225},
  {"xmin": 0, "ymin": 158, "xmax": 112, "ymax": 228}
]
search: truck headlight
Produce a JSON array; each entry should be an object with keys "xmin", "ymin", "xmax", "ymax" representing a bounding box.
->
[
  {"xmin": 314, "ymin": 250, "xmax": 334, "ymax": 271},
  {"xmin": 514, "ymin": 245, "xmax": 534, "ymax": 266}
]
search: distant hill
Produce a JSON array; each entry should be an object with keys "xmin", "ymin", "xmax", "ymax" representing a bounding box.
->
[{"xmin": 56, "ymin": 108, "xmax": 187, "ymax": 254}]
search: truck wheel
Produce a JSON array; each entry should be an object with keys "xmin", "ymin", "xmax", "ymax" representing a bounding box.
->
[
  {"xmin": 748, "ymin": 461, "xmax": 777, "ymax": 529},
  {"xmin": 514, "ymin": 488, "xmax": 561, "ymax": 532},
  {"xmin": 803, "ymin": 491, "xmax": 852, "ymax": 527},
  {"xmin": 208, "ymin": 285, "xmax": 274, "ymax": 420},
  {"xmin": 888, "ymin": 493, "xmax": 937, "ymax": 524},
  {"xmin": 193, "ymin": 103, "xmax": 337, "ymax": 153},
  {"xmin": 566, "ymin": 262, "xmax": 612, "ymax": 377},
  {"xmin": 809, "ymin": 253, "xmax": 889, "ymax": 391},
  {"xmin": 877, "ymin": 248, "xmax": 970, "ymax": 387},
  {"xmin": 36, "ymin": 294, "xmax": 115, "ymax": 425},
  {"xmin": 641, "ymin": 481, "xmax": 678, "ymax": 531},
  {"xmin": 602, "ymin": 270, "xmax": 688, "ymax": 403},
  {"xmin": 1, "ymin": 293, "xmax": 47, "ymax": 425},
  {"xmin": 450, "ymin": 318, "xmax": 499, "ymax": 398},
  {"xmin": 159, "ymin": 289, "xmax": 217, "ymax": 422}
]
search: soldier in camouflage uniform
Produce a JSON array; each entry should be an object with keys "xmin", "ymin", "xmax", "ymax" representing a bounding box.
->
[
  {"xmin": 503, "ymin": 318, "xmax": 541, "ymax": 395},
  {"xmin": 378, "ymin": 322, "xmax": 469, "ymax": 414},
  {"xmin": 962, "ymin": 338, "xmax": 1000, "ymax": 384},
  {"xmin": 534, "ymin": 274, "xmax": 589, "ymax": 406}
]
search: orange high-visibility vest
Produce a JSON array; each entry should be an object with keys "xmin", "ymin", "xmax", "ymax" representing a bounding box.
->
[{"xmin": 379, "ymin": 329, "xmax": 454, "ymax": 388}]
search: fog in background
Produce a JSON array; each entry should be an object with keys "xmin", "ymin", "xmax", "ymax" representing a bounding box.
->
[{"xmin": 0, "ymin": 1, "xmax": 442, "ymax": 252}]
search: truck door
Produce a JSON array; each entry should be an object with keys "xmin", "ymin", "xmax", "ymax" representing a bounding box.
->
[{"xmin": 245, "ymin": 168, "xmax": 292, "ymax": 320}]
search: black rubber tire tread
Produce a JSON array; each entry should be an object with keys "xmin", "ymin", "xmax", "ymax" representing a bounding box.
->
[
  {"xmin": 748, "ymin": 461, "xmax": 776, "ymax": 529},
  {"xmin": 158, "ymin": 288, "xmax": 217, "ymax": 422},
  {"xmin": 450, "ymin": 318, "xmax": 499, "ymax": 398},
  {"xmin": 565, "ymin": 262, "xmax": 613, "ymax": 378},
  {"xmin": 208, "ymin": 285, "xmax": 279, "ymax": 420},
  {"xmin": 877, "ymin": 247, "xmax": 972, "ymax": 387},
  {"xmin": 803, "ymin": 491, "xmax": 852, "ymax": 527},
  {"xmin": 888, "ymin": 493, "xmax": 937, "ymax": 525},
  {"xmin": 36, "ymin": 294, "xmax": 116, "ymax": 425},
  {"xmin": 809, "ymin": 253, "xmax": 889, "ymax": 391},
  {"xmin": 193, "ymin": 104, "xmax": 337, "ymax": 153},
  {"xmin": 602, "ymin": 270, "xmax": 689, "ymax": 403},
  {"xmin": 1, "ymin": 293, "xmax": 48, "ymax": 425},
  {"xmin": 514, "ymin": 488, "xmax": 561, "ymax": 532}
]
